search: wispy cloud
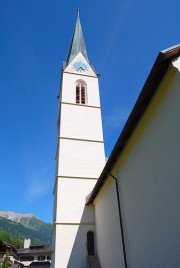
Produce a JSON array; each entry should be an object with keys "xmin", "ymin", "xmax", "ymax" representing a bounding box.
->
[
  {"xmin": 25, "ymin": 164, "xmax": 54, "ymax": 204},
  {"xmin": 103, "ymin": 105, "xmax": 131, "ymax": 156},
  {"xmin": 103, "ymin": 105, "xmax": 130, "ymax": 131},
  {"xmin": 99, "ymin": 1, "xmax": 146, "ymax": 67}
]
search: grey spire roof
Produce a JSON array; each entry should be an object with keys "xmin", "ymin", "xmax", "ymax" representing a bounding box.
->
[{"xmin": 66, "ymin": 11, "xmax": 89, "ymax": 65}]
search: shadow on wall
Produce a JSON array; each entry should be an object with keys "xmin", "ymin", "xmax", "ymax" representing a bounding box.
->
[{"xmin": 67, "ymin": 204, "xmax": 96, "ymax": 268}]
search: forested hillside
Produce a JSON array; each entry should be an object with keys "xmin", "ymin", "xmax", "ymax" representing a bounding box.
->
[{"xmin": 0, "ymin": 215, "xmax": 52, "ymax": 249}]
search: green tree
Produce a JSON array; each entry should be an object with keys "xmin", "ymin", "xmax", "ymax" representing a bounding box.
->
[{"xmin": 2, "ymin": 252, "xmax": 11, "ymax": 268}]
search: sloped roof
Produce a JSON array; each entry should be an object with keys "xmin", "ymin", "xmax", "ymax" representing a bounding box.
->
[
  {"xmin": 86, "ymin": 44, "xmax": 180, "ymax": 205},
  {"xmin": 29, "ymin": 261, "xmax": 50, "ymax": 267},
  {"xmin": 17, "ymin": 245, "xmax": 51, "ymax": 255},
  {"xmin": 66, "ymin": 11, "xmax": 89, "ymax": 65}
]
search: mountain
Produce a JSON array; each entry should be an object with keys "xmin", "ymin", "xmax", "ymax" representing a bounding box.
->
[
  {"xmin": 0, "ymin": 211, "xmax": 52, "ymax": 231},
  {"xmin": 0, "ymin": 211, "xmax": 52, "ymax": 248}
]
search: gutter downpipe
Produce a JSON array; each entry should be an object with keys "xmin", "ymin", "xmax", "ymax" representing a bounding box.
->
[{"xmin": 109, "ymin": 173, "xmax": 128, "ymax": 268}]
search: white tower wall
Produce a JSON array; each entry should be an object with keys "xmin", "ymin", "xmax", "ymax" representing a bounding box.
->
[{"xmin": 52, "ymin": 48, "xmax": 105, "ymax": 267}]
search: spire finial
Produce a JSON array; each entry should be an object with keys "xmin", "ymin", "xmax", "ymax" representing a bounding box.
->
[{"xmin": 77, "ymin": 8, "xmax": 80, "ymax": 16}]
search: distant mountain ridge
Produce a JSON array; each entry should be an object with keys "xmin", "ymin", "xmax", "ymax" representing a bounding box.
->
[
  {"xmin": 0, "ymin": 211, "xmax": 51, "ymax": 231},
  {"xmin": 0, "ymin": 211, "xmax": 52, "ymax": 248},
  {"xmin": 0, "ymin": 211, "xmax": 35, "ymax": 222}
]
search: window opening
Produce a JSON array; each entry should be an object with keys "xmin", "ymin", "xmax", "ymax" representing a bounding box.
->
[
  {"xmin": 76, "ymin": 82, "xmax": 86, "ymax": 104},
  {"xmin": 20, "ymin": 256, "xmax": 34, "ymax": 261},
  {"xmin": 76, "ymin": 86, "xmax": 80, "ymax": 104},
  {"xmin": 87, "ymin": 231, "xmax": 95, "ymax": 255},
  {"xmin": 38, "ymin": 256, "xmax": 45, "ymax": 261}
]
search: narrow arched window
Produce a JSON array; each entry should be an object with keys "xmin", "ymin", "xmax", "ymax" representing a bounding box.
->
[
  {"xmin": 87, "ymin": 231, "xmax": 95, "ymax": 255},
  {"xmin": 76, "ymin": 81, "xmax": 86, "ymax": 105}
]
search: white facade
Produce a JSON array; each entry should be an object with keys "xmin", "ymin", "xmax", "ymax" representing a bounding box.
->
[
  {"xmin": 52, "ymin": 51, "xmax": 105, "ymax": 267},
  {"xmin": 95, "ymin": 178, "xmax": 125, "ymax": 268},
  {"xmin": 93, "ymin": 56, "xmax": 180, "ymax": 268},
  {"xmin": 17, "ymin": 240, "xmax": 51, "ymax": 267}
]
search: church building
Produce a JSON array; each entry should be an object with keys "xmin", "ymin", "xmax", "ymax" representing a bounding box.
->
[{"xmin": 52, "ymin": 11, "xmax": 180, "ymax": 268}]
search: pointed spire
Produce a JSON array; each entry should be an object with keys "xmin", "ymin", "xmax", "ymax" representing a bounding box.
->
[{"xmin": 66, "ymin": 10, "xmax": 89, "ymax": 65}]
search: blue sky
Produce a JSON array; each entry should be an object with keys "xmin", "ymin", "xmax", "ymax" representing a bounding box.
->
[{"xmin": 0, "ymin": 0, "xmax": 179, "ymax": 223}]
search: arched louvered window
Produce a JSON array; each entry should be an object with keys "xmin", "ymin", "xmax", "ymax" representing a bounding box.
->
[{"xmin": 76, "ymin": 81, "xmax": 86, "ymax": 105}]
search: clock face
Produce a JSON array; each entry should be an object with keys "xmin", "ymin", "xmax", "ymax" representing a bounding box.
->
[{"xmin": 72, "ymin": 61, "xmax": 88, "ymax": 72}]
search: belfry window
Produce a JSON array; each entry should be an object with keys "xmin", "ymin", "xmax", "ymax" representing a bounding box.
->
[{"xmin": 76, "ymin": 82, "xmax": 86, "ymax": 104}]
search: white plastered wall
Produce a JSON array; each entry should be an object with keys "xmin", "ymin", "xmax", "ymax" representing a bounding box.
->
[
  {"xmin": 94, "ymin": 61, "xmax": 180, "ymax": 268},
  {"xmin": 56, "ymin": 178, "xmax": 96, "ymax": 223},
  {"xmin": 53, "ymin": 51, "xmax": 105, "ymax": 268},
  {"xmin": 94, "ymin": 177, "xmax": 125, "ymax": 268},
  {"xmin": 54, "ymin": 224, "xmax": 95, "ymax": 268},
  {"xmin": 60, "ymin": 104, "xmax": 104, "ymax": 141},
  {"xmin": 58, "ymin": 139, "xmax": 105, "ymax": 178}
]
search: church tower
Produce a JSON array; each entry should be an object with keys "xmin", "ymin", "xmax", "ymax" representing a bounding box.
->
[{"xmin": 52, "ymin": 12, "xmax": 105, "ymax": 268}]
